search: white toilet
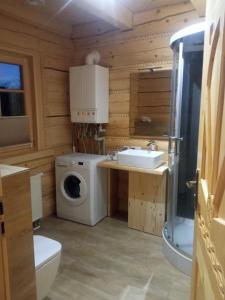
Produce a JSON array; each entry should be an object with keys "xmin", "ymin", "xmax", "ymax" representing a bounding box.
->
[
  {"xmin": 31, "ymin": 173, "xmax": 62, "ymax": 300},
  {"xmin": 34, "ymin": 235, "xmax": 61, "ymax": 300}
]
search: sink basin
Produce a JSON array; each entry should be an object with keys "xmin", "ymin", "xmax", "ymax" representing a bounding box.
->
[
  {"xmin": 0, "ymin": 164, "xmax": 28, "ymax": 177},
  {"xmin": 117, "ymin": 149, "xmax": 164, "ymax": 169}
]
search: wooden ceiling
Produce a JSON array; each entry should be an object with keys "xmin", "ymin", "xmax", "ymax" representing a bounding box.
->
[
  {"xmin": 0, "ymin": 0, "xmax": 107, "ymax": 37},
  {"xmin": 0, "ymin": 0, "xmax": 199, "ymax": 37},
  {"xmin": 0, "ymin": 0, "xmax": 101, "ymax": 37},
  {"xmin": 33, "ymin": 0, "xmax": 102, "ymax": 25},
  {"xmin": 0, "ymin": 0, "xmax": 99, "ymax": 26},
  {"xmin": 119, "ymin": 0, "xmax": 189, "ymax": 12}
]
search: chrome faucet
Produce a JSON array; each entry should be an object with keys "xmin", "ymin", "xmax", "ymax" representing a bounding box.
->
[{"xmin": 147, "ymin": 140, "xmax": 158, "ymax": 151}]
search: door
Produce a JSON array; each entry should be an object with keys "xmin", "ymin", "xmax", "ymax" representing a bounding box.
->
[{"xmin": 191, "ymin": 0, "xmax": 225, "ymax": 299}]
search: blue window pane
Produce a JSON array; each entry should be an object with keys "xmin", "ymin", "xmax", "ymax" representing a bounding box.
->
[{"xmin": 0, "ymin": 63, "xmax": 22, "ymax": 90}]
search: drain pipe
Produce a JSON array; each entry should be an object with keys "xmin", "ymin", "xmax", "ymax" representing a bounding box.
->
[{"xmin": 85, "ymin": 51, "xmax": 101, "ymax": 65}]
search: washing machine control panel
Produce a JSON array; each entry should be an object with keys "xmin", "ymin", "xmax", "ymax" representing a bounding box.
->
[{"xmin": 70, "ymin": 160, "xmax": 89, "ymax": 168}]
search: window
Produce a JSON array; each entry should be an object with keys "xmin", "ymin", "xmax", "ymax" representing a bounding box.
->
[
  {"xmin": 0, "ymin": 51, "xmax": 34, "ymax": 151},
  {"xmin": 0, "ymin": 63, "xmax": 25, "ymax": 117},
  {"xmin": 0, "ymin": 63, "xmax": 23, "ymax": 89}
]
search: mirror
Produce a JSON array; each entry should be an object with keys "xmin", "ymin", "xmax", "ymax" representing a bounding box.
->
[{"xmin": 130, "ymin": 69, "xmax": 171, "ymax": 139}]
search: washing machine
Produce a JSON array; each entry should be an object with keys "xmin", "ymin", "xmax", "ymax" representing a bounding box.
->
[{"xmin": 56, "ymin": 153, "xmax": 107, "ymax": 226}]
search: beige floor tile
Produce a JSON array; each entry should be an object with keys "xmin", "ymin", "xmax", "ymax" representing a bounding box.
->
[{"xmin": 37, "ymin": 216, "xmax": 190, "ymax": 300}]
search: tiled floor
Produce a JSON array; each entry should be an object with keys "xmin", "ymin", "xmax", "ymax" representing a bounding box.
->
[{"xmin": 37, "ymin": 216, "xmax": 191, "ymax": 300}]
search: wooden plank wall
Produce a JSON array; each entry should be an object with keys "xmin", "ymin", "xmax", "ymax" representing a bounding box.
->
[
  {"xmin": 0, "ymin": 2, "xmax": 203, "ymax": 219},
  {"xmin": 72, "ymin": 2, "xmax": 202, "ymax": 153},
  {"xmin": 0, "ymin": 14, "xmax": 73, "ymax": 217},
  {"xmin": 71, "ymin": 2, "xmax": 202, "ymax": 215}
]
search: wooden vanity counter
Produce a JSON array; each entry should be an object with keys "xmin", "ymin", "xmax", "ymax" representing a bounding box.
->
[
  {"xmin": 98, "ymin": 160, "xmax": 168, "ymax": 237},
  {"xmin": 98, "ymin": 160, "xmax": 168, "ymax": 176}
]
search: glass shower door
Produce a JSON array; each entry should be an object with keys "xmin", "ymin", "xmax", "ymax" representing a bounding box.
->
[{"xmin": 166, "ymin": 33, "xmax": 203, "ymax": 258}]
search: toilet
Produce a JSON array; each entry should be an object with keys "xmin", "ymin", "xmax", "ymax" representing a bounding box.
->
[
  {"xmin": 31, "ymin": 173, "xmax": 62, "ymax": 300},
  {"xmin": 34, "ymin": 235, "xmax": 61, "ymax": 300}
]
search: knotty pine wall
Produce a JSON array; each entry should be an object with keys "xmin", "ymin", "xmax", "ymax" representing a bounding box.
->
[
  {"xmin": 71, "ymin": 2, "xmax": 202, "ymax": 216},
  {"xmin": 0, "ymin": 2, "xmax": 202, "ymax": 218},
  {"xmin": 0, "ymin": 14, "xmax": 73, "ymax": 217},
  {"xmin": 72, "ymin": 2, "xmax": 202, "ymax": 154}
]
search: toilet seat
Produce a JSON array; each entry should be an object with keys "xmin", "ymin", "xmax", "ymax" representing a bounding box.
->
[{"xmin": 34, "ymin": 235, "xmax": 62, "ymax": 270}]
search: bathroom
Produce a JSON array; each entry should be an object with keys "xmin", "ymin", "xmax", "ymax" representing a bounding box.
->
[{"xmin": 0, "ymin": 0, "xmax": 224, "ymax": 299}]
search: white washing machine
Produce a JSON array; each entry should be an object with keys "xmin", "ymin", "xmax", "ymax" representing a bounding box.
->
[{"xmin": 56, "ymin": 153, "xmax": 107, "ymax": 226}]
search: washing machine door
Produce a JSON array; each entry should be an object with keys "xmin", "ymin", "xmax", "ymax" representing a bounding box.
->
[{"xmin": 60, "ymin": 171, "xmax": 88, "ymax": 206}]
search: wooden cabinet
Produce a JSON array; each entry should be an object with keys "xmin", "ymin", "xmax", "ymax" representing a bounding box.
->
[
  {"xmin": 99, "ymin": 160, "xmax": 167, "ymax": 237},
  {"xmin": 107, "ymin": 169, "xmax": 129, "ymax": 219},
  {"xmin": 0, "ymin": 239, "xmax": 6, "ymax": 300},
  {"xmin": 0, "ymin": 178, "xmax": 7, "ymax": 300},
  {"xmin": 0, "ymin": 166, "xmax": 37, "ymax": 300},
  {"xmin": 128, "ymin": 172, "xmax": 166, "ymax": 236}
]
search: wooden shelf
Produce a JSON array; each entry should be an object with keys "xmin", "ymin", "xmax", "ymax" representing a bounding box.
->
[
  {"xmin": 98, "ymin": 160, "xmax": 168, "ymax": 176},
  {"xmin": 130, "ymin": 135, "xmax": 169, "ymax": 140}
]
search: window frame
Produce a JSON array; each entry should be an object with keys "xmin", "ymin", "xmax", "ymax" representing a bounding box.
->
[{"xmin": 0, "ymin": 49, "xmax": 39, "ymax": 155}]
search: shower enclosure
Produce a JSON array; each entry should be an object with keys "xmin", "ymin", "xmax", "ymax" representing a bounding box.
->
[{"xmin": 162, "ymin": 23, "xmax": 205, "ymax": 275}]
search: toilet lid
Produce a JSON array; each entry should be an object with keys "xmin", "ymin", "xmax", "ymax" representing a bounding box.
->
[{"xmin": 33, "ymin": 235, "xmax": 62, "ymax": 270}]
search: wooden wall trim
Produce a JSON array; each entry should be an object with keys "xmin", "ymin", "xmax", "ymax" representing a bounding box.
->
[{"xmin": 0, "ymin": 150, "xmax": 54, "ymax": 165}]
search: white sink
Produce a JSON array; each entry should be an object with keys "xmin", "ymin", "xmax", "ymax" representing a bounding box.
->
[{"xmin": 117, "ymin": 149, "xmax": 164, "ymax": 169}]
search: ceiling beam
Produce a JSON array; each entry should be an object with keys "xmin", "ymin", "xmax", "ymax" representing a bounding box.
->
[
  {"xmin": 190, "ymin": 0, "xmax": 206, "ymax": 17},
  {"xmin": 73, "ymin": 0, "xmax": 133, "ymax": 30}
]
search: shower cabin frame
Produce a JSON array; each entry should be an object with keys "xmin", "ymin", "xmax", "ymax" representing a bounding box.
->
[
  {"xmin": 167, "ymin": 41, "xmax": 184, "ymax": 244},
  {"xmin": 162, "ymin": 23, "xmax": 205, "ymax": 276}
]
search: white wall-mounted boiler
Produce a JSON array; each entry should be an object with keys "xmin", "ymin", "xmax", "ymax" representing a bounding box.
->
[{"xmin": 69, "ymin": 65, "xmax": 109, "ymax": 123}]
